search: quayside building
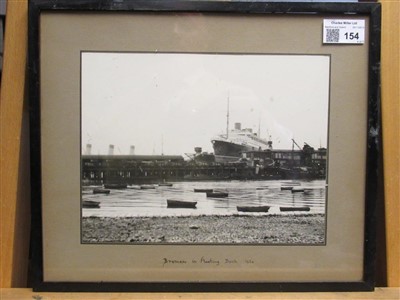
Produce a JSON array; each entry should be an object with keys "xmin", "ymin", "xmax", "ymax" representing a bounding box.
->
[{"xmin": 82, "ymin": 146, "xmax": 327, "ymax": 185}]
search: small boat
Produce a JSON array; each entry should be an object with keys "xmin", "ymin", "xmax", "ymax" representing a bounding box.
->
[
  {"xmin": 82, "ymin": 200, "xmax": 100, "ymax": 208},
  {"xmin": 285, "ymin": 181, "xmax": 301, "ymax": 186},
  {"xmin": 237, "ymin": 205, "xmax": 270, "ymax": 212},
  {"xmin": 140, "ymin": 185, "xmax": 156, "ymax": 190},
  {"xmin": 127, "ymin": 185, "xmax": 141, "ymax": 190},
  {"xmin": 291, "ymin": 187, "xmax": 305, "ymax": 193},
  {"xmin": 103, "ymin": 183, "xmax": 127, "ymax": 189},
  {"xmin": 256, "ymin": 186, "xmax": 269, "ymax": 190},
  {"xmin": 194, "ymin": 188, "xmax": 213, "ymax": 193},
  {"xmin": 93, "ymin": 188, "xmax": 110, "ymax": 194},
  {"xmin": 281, "ymin": 186, "xmax": 294, "ymax": 191},
  {"xmin": 206, "ymin": 191, "xmax": 228, "ymax": 198},
  {"xmin": 280, "ymin": 206, "xmax": 310, "ymax": 212},
  {"xmin": 158, "ymin": 183, "xmax": 173, "ymax": 187},
  {"xmin": 81, "ymin": 190, "xmax": 92, "ymax": 195},
  {"xmin": 167, "ymin": 199, "xmax": 197, "ymax": 209}
]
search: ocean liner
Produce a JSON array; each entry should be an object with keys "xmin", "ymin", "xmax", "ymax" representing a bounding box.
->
[{"xmin": 211, "ymin": 122, "xmax": 273, "ymax": 162}]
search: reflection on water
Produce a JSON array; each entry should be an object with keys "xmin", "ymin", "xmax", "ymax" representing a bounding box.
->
[{"xmin": 82, "ymin": 180, "xmax": 326, "ymax": 217}]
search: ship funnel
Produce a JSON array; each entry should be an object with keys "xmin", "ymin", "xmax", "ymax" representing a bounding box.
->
[
  {"xmin": 108, "ymin": 144, "xmax": 114, "ymax": 155},
  {"xmin": 85, "ymin": 144, "xmax": 92, "ymax": 155},
  {"xmin": 129, "ymin": 145, "xmax": 135, "ymax": 155},
  {"xmin": 194, "ymin": 147, "xmax": 202, "ymax": 154},
  {"xmin": 234, "ymin": 123, "xmax": 241, "ymax": 130}
]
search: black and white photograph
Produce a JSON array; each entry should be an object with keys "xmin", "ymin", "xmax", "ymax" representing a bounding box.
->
[{"xmin": 81, "ymin": 52, "xmax": 330, "ymax": 245}]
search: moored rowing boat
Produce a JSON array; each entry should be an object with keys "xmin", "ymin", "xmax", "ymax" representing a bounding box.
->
[
  {"xmin": 194, "ymin": 188, "xmax": 213, "ymax": 193},
  {"xmin": 280, "ymin": 206, "xmax": 310, "ymax": 212},
  {"xmin": 281, "ymin": 186, "xmax": 294, "ymax": 191},
  {"xmin": 104, "ymin": 183, "xmax": 127, "ymax": 189},
  {"xmin": 140, "ymin": 185, "xmax": 156, "ymax": 189},
  {"xmin": 93, "ymin": 188, "xmax": 110, "ymax": 194},
  {"xmin": 291, "ymin": 187, "xmax": 305, "ymax": 193},
  {"xmin": 82, "ymin": 200, "xmax": 100, "ymax": 208},
  {"xmin": 206, "ymin": 191, "xmax": 228, "ymax": 198},
  {"xmin": 237, "ymin": 205, "xmax": 270, "ymax": 212},
  {"xmin": 167, "ymin": 199, "xmax": 197, "ymax": 209}
]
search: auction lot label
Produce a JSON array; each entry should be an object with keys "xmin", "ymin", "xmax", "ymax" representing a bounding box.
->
[{"xmin": 323, "ymin": 19, "xmax": 365, "ymax": 44}]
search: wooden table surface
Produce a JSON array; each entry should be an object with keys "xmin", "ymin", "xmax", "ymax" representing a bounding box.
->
[{"xmin": 1, "ymin": 288, "xmax": 399, "ymax": 300}]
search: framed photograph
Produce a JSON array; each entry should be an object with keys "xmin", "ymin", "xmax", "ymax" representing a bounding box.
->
[{"xmin": 29, "ymin": 0, "xmax": 381, "ymax": 292}]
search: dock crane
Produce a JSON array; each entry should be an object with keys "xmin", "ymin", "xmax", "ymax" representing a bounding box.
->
[{"xmin": 291, "ymin": 138, "xmax": 302, "ymax": 151}]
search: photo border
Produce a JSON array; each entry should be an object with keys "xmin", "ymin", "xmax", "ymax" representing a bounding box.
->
[
  {"xmin": 28, "ymin": 0, "xmax": 381, "ymax": 292},
  {"xmin": 79, "ymin": 50, "xmax": 331, "ymax": 247}
]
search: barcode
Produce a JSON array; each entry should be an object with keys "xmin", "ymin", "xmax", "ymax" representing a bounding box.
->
[{"xmin": 326, "ymin": 29, "xmax": 340, "ymax": 43}]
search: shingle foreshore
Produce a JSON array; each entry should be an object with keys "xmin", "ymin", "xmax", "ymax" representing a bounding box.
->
[{"xmin": 82, "ymin": 214, "xmax": 325, "ymax": 244}]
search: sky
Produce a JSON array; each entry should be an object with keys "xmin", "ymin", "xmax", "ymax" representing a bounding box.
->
[{"xmin": 81, "ymin": 52, "xmax": 330, "ymax": 156}]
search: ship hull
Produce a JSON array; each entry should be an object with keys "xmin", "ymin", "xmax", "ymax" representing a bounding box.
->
[{"xmin": 212, "ymin": 140, "xmax": 256, "ymax": 158}]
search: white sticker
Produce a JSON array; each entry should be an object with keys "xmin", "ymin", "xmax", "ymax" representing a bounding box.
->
[{"xmin": 323, "ymin": 19, "xmax": 365, "ymax": 44}]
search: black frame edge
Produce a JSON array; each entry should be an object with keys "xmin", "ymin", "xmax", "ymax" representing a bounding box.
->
[
  {"xmin": 31, "ymin": 0, "xmax": 379, "ymax": 14},
  {"xmin": 362, "ymin": 2, "xmax": 382, "ymax": 291},
  {"xmin": 28, "ymin": 0, "xmax": 382, "ymax": 293},
  {"xmin": 28, "ymin": 0, "xmax": 45, "ymax": 291}
]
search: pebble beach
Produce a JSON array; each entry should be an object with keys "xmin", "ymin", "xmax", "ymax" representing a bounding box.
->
[{"xmin": 82, "ymin": 214, "xmax": 325, "ymax": 244}]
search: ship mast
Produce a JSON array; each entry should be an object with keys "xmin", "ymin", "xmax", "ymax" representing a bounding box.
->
[
  {"xmin": 161, "ymin": 134, "xmax": 164, "ymax": 156},
  {"xmin": 226, "ymin": 95, "xmax": 230, "ymax": 139}
]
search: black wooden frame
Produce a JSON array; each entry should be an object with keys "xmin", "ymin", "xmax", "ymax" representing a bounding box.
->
[{"xmin": 28, "ymin": 0, "xmax": 381, "ymax": 292}]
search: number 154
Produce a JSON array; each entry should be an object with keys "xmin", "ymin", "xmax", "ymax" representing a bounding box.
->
[{"xmin": 344, "ymin": 32, "xmax": 359, "ymax": 40}]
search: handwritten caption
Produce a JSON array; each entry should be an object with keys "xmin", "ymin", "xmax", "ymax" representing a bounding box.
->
[{"xmin": 162, "ymin": 256, "xmax": 254, "ymax": 267}]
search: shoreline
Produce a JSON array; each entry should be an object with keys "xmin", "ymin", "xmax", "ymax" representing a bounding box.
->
[
  {"xmin": 82, "ymin": 214, "xmax": 325, "ymax": 244},
  {"xmin": 82, "ymin": 177, "xmax": 326, "ymax": 186}
]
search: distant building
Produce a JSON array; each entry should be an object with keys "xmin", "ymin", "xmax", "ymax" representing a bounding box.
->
[
  {"xmin": 241, "ymin": 146, "xmax": 327, "ymax": 178},
  {"xmin": 81, "ymin": 146, "xmax": 327, "ymax": 184},
  {"xmin": 82, "ymin": 154, "xmax": 185, "ymax": 184}
]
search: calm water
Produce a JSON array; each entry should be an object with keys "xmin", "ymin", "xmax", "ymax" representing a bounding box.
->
[{"xmin": 82, "ymin": 180, "xmax": 326, "ymax": 217}]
